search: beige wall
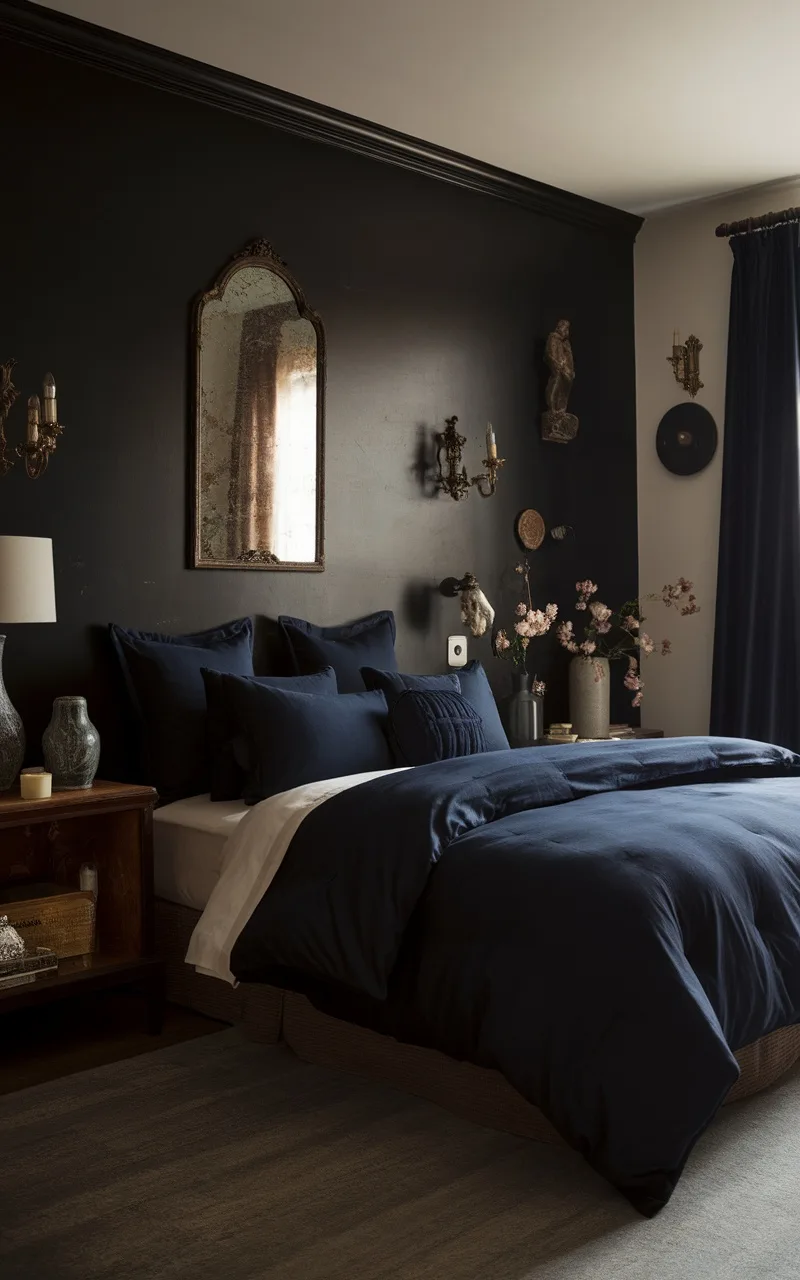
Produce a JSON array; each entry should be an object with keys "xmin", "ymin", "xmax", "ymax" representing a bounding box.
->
[{"xmin": 634, "ymin": 178, "xmax": 800, "ymax": 735}]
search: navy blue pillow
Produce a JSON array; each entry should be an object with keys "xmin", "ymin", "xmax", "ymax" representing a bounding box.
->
[
  {"xmin": 109, "ymin": 618, "xmax": 254, "ymax": 802},
  {"xmin": 203, "ymin": 667, "xmax": 338, "ymax": 801},
  {"xmin": 457, "ymin": 661, "xmax": 509, "ymax": 752},
  {"xmin": 363, "ymin": 662, "xmax": 508, "ymax": 752},
  {"xmin": 389, "ymin": 689, "xmax": 488, "ymax": 766},
  {"xmin": 225, "ymin": 679, "xmax": 393, "ymax": 802},
  {"xmin": 279, "ymin": 612, "xmax": 397, "ymax": 693},
  {"xmin": 360, "ymin": 668, "xmax": 461, "ymax": 707}
]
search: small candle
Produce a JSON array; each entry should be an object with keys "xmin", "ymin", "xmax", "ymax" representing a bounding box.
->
[
  {"xmin": 79, "ymin": 862, "xmax": 98, "ymax": 897},
  {"xmin": 672, "ymin": 331, "xmax": 681, "ymax": 356},
  {"xmin": 20, "ymin": 769, "xmax": 52, "ymax": 800},
  {"xmin": 42, "ymin": 373, "xmax": 57, "ymax": 425},
  {"xmin": 486, "ymin": 423, "xmax": 497, "ymax": 460},
  {"xmin": 26, "ymin": 395, "xmax": 40, "ymax": 446}
]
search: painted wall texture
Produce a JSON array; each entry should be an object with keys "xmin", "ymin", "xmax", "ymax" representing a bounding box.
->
[{"xmin": 1, "ymin": 36, "xmax": 638, "ymax": 777}]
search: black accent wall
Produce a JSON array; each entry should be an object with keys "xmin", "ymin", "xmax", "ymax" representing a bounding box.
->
[{"xmin": 0, "ymin": 34, "xmax": 639, "ymax": 777}]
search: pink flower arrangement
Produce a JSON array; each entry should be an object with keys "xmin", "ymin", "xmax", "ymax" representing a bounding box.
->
[
  {"xmin": 494, "ymin": 559, "xmax": 558, "ymax": 684},
  {"xmin": 557, "ymin": 579, "xmax": 700, "ymax": 707}
]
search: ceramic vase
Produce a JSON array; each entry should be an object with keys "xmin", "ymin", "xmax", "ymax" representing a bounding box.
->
[
  {"xmin": 504, "ymin": 670, "xmax": 544, "ymax": 747},
  {"xmin": 569, "ymin": 655, "xmax": 611, "ymax": 739},
  {"xmin": 43, "ymin": 696, "xmax": 100, "ymax": 790},
  {"xmin": 0, "ymin": 635, "xmax": 24, "ymax": 792}
]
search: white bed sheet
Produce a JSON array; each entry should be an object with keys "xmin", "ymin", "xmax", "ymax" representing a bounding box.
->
[
  {"xmin": 153, "ymin": 795, "xmax": 249, "ymax": 911},
  {"xmin": 187, "ymin": 768, "xmax": 406, "ymax": 985}
]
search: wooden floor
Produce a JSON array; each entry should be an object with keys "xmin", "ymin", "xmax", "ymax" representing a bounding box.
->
[
  {"xmin": 0, "ymin": 989, "xmax": 225, "ymax": 1095},
  {"xmin": 3, "ymin": 1029, "xmax": 800, "ymax": 1280}
]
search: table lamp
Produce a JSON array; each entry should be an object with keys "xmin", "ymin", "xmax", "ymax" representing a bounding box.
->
[{"xmin": 0, "ymin": 536, "xmax": 57, "ymax": 790}]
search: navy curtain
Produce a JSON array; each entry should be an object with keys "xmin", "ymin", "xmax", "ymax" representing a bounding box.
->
[{"xmin": 711, "ymin": 223, "xmax": 800, "ymax": 749}]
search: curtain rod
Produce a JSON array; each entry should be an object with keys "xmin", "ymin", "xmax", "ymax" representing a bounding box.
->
[{"xmin": 715, "ymin": 206, "xmax": 800, "ymax": 238}]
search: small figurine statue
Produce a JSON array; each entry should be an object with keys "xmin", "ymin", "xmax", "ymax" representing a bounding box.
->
[{"xmin": 542, "ymin": 319, "xmax": 579, "ymax": 443}]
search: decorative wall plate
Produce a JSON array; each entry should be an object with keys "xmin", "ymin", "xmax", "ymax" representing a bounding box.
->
[
  {"xmin": 656, "ymin": 403, "xmax": 718, "ymax": 475},
  {"xmin": 517, "ymin": 508, "xmax": 545, "ymax": 550}
]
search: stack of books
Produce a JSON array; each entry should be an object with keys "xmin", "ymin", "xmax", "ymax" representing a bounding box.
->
[
  {"xmin": 546, "ymin": 723, "xmax": 579, "ymax": 744},
  {"xmin": 0, "ymin": 946, "xmax": 59, "ymax": 990}
]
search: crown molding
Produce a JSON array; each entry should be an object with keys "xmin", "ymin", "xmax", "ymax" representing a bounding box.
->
[{"xmin": 0, "ymin": 0, "xmax": 642, "ymax": 240}]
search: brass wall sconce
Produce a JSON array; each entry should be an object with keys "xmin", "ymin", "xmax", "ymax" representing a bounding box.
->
[
  {"xmin": 439, "ymin": 571, "xmax": 495, "ymax": 637},
  {"xmin": 0, "ymin": 360, "xmax": 65, "ymax": 479},
  {"xmin": 667, "ymin": 332, "xmax": 703, "ymax": 398},
  {"xmin": 436, "ymin": 416, "xmax": 504, "ymax": 500}
]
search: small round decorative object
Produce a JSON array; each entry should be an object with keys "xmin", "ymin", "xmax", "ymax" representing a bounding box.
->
[
  {"xmin": 517, "ymin": 508, "xmax": 546, "ymax": 550},
  {"xmin": 656, "ymin": 403, "xmax": 718, "ymax": 475}
]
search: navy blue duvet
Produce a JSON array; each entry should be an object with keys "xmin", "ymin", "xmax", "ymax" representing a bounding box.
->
[{"xmin": 230, "ymin": 737, "xmax": 800, "ymax": 1215}]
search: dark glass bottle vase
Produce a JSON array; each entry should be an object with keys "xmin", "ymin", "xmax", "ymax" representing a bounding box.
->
[{"xmin": 504, "ymin": 671, "xmax": 543, "ymax": 747}]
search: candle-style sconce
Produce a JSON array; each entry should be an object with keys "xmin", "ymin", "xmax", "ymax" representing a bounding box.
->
[
  {"xmin": 435, "ymin": 416, "xmax": 504, "ymax": 500},
  {"xmin": 667, "ymin": 332, "xmax": 703, "ymax": 398},
  {"xmin": 0, "ymin": 360, "xmax": 64, "ymax": 479}
]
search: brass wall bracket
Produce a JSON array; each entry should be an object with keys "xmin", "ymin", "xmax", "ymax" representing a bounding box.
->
[
  {"xmin": 667, "ymin": 333, "xmax": 703, "ymax": 398},
  {"xmin": 0, "ymin": 359, "xmax": 65, "ymax": 478},
  {"xmin": 435, "ymin": 416, "xmax": 504, "ymax": 500},
  {"xmin": 0, "ymin": 360, "xmax": 20, "ymax": 476}
]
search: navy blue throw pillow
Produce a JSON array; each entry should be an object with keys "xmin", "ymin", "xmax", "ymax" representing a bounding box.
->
[
  {"xmin": 203, "ymin": 667, "xmax": 338, "ymax": 801},
  {"xmin": 109, "ymin": 617, "xmax": 254, "ymax": 802},
  {"xmin": 363, "ymin": 662, "xmax": 508, "ymax": 752},
  {"xmin": 279, "ymin": 612, "xmax": 397, "ymax": 693},
  {"xmin": 456, "ymin": 661, "xmax": 509, "ymax": 752},
  {"xmin": 389, "ymin": 689, "xmax": 488, "ymax": 766},
  {"xmin": 225, "ymin": 679, "xmax": 393, "ymax": 802},
  {"xmin": 360, "ymin": 668, "xmax": 461, "ymax": 707}
]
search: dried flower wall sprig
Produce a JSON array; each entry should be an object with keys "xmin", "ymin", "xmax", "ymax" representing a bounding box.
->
[
  {"xmin": 494, "ymin": 559, "xmax": 558, "ymax": 680},
  {"xmin": 556, "ymin": 578, "xmax": 700, "ymax": 707}
]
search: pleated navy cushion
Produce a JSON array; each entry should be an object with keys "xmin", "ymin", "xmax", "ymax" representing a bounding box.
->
[{"xmin": 388, "ymin": 689, "xmax": 488, "ymax": 766}]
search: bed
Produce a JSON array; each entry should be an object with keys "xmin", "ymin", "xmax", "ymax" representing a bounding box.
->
[{"xmin": 157, "ymin": 738, "xmax": 800, "ymax": 1217}]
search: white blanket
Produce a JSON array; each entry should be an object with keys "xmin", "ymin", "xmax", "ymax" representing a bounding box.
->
[{"xmin": 186, "ymin": 769, "xmax": 406, "ymax": 985}]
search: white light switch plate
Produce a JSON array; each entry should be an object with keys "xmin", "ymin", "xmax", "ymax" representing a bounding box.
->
[{"xmin": 448, "ymin": 635, "xmax": 468, "ymax": 667}]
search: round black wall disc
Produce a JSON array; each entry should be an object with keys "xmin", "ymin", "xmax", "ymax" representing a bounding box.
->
[{"xmin": 656, "ymin": 403, "xmax": 718, "ymax": 475}]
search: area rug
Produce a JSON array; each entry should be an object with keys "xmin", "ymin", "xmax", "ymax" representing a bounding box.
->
[{"xmin": 2, "ymin": 1029, "xmax": 800, "ymax": 1280}]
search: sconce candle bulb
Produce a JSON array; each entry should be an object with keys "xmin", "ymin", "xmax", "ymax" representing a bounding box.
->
[
  {"xmin": 42, "ymin": 373, "xmax": 57, "ymax": 424},
  {"xmin": 26, "ymin": 396, "xmax": 40, "ymax": 446}
]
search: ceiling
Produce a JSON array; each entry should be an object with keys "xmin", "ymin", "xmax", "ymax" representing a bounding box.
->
[{"xmin": 38, "ymin": 0, "xmax": 800, "ymax": 214}]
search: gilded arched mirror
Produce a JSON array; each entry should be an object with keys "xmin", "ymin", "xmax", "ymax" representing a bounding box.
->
[{"xmin": 192, "ymin": 240, "xmax": 325, "ymax": 570}]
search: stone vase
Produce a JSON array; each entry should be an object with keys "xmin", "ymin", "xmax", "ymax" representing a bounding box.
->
[
  {"xmin": 504, "ymin": 669, "xmax": 544, "ymax": 747},
  {"xmin": 568, "ymin": 655, "xmax": 611, "ymax": 740},
  {"xmin": 43, "ymin": 696, "xmax": 100, "ymax": 790},
  {"xmin": 0, "ymin": 635, "xmax": 25, "ymax": 792}
]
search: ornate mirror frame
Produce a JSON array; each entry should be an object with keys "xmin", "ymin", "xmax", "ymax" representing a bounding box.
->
[{"xmin": 190, "ymin": 238, "xmax": 326, "ymax": 571}]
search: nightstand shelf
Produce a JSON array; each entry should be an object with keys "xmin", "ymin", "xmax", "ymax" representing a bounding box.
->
[{"xmin": 0, "ymin": 780, "xmax": 163, "ymax": 1030}]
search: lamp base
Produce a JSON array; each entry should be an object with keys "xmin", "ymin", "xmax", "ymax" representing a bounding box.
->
[{"xmin": 0, "ymin": 634, "xmax": 25, "ymax": 791}]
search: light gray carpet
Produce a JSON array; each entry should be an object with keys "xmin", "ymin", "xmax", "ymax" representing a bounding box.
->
[{"xmin": 2, "ymin": 1030, "xmax": 800, "ymax": 1280}]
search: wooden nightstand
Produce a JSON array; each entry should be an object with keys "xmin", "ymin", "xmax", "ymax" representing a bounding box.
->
[{"xmin": 0, "ymin": 781, "xmax": 163, "ymax": 1030}]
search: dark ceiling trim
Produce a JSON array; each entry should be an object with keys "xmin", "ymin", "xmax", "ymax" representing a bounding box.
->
[{"xmin": 1, "ymin": 0, "xmax": 642, "ymax": 240}]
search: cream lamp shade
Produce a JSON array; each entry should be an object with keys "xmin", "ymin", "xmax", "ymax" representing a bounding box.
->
[{"xmin": 0, "ymin": 536, "xmax": 57, "ymax": 623}]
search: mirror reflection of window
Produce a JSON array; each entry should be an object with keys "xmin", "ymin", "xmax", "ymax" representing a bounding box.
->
[
  {"xmin": 274, "ymin": 365, "xmax": 317, "ymax": 562},
  {"xmin": 194, "ymin": 251, "xmax": 324, "ymax": 570}
]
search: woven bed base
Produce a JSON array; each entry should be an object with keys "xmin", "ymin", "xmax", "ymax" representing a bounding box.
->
[
  {"xmin": 282, "ymin": 991, "xmax": 800, "ymax": 1145},
  {"xmin": 154, "ymin": 898, "xmax": 282, "ymax": 1044},
  {"xmin": 156, "ymin": 897, "xmax": 800, "ymax": 1141}
]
